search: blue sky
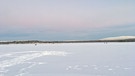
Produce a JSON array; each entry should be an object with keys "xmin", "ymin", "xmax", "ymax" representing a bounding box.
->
[{"xmin": 0, "ymin": 0, "xmax": 135, "ymax": 40}]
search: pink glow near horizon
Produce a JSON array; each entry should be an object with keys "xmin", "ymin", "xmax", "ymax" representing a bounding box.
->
[{"xmin": 0, "ymin": 0, "xmax": 135, "ymax": 32}]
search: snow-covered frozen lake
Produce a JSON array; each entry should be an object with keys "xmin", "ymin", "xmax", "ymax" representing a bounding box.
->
[{"xmin": 0, "ymin": 43, "xmax": 135, "ymax": 76}]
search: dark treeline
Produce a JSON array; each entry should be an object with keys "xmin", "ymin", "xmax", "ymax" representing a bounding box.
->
[{"xmin": 0, "ymin": 39, "xmax": 135, "ymax": 44}]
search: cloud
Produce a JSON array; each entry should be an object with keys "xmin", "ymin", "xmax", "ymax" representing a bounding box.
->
[
  {"xmin": 0, "ymin": 0, "xmax": 135, "ymax": 29},
  {"xmin": 0, "ymin": 0, "xmax": 135, "ymax": 40}
]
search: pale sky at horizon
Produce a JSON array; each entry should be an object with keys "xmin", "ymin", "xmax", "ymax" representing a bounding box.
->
[{"xmin": 0, "ymin": 0, "xmax": 135, "ymax": 40}]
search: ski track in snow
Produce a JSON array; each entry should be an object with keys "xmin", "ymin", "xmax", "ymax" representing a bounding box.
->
[
  {"xmin": 66, "ymin": 64, "xmax": 132, "ymax": 71},
  {"xmin": 0, "ymin": 51, "xmax": 68, "ymax": 76}
]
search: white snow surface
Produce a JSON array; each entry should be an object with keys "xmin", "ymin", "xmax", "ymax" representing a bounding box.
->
[
  {"xmin": 101, "ymin": 36, "xmax": 135, "ymax": 40},
  {"xmin": 0, "ymin": 43, "xmax": 135, "ymax": 76}
]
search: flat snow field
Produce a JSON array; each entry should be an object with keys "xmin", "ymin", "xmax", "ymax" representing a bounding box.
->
[{"xmin": 0, "ymin": 42, "xmax": 135, "ymax": 76}]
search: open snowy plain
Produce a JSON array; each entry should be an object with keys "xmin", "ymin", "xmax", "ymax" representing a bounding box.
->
[{"xmin": 0, "ymin": 43, "xmax": 135, "ymax": 76}]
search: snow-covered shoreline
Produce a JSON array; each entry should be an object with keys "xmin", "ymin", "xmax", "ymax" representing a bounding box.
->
[{"xmin": 0, "ymin": 39, "xmax": 135, "ymax": 45}]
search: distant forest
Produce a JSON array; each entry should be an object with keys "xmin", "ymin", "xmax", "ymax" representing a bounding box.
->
[{"xmin": 0, "ymin": 39, "xmax": 135, "ymax": 44}]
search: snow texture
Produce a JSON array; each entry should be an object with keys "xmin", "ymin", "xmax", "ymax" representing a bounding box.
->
[{"xmin": 0, "ymin": 43, "xmax": 135, "ymax": 76}]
